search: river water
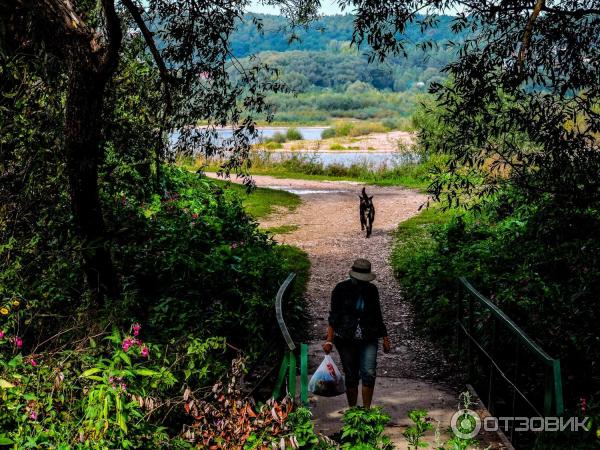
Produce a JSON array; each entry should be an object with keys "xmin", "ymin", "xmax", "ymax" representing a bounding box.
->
[
  {"xmin": 262, "ymin": 151, "xmax": 420, "ymax": 168},
  {"xmin": 174, "ymin": 126, "xmax": 420, "ymax": 168},
  {"xmin": 216, "ymin": 126, "xmax": 329, "ymax": 141}
]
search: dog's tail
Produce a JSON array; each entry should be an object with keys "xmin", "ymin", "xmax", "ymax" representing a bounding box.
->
[{"xmin": 361, "ymin": 187, "xmax": 367, "ymax": 198}]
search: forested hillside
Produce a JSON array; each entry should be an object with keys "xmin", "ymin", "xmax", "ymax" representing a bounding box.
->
[
  {"xmin": 230, "ymin": 13, "xmax": 458, "ymax": 57},
  {"xmin": 230, "ymin": 14, "xmax": 457, "ymax": 93}
]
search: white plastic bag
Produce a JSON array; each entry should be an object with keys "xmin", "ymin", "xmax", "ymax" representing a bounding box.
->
[{"xmin": 308, "ymin": 355, "xmax": 346, "ymax": 397}]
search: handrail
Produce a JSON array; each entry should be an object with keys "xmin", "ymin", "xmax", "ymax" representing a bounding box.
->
[
  {"xmin": 276, "ymin": 272, "xmax": 297, "ymax": 351},
  {"xmin": 457, "ymin": 277, "xmax": 564, "ymax": 418},
  {"xmin": 272, "ymin": 272, "xmax": 309, "ymax": 405},
  {"xmin": 459, "ymin": 277, "xmax": 554, "ymax": 365}
]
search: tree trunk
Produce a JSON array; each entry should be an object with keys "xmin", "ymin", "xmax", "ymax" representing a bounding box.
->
[{"xmin": 64, "ymin": 63, "xmax": 118, "ymax": 304}]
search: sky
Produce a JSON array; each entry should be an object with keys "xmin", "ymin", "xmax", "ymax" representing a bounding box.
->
[
  {"xmin": 248, "ymin": 1, "xmax": 462, "ymax": 16},
  {"xmin": 248, "ymin": 0, "xmax": 347, "ymax": 16}
]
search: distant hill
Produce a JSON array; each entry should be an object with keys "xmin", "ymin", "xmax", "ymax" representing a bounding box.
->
[
  {"xmin": 228, "ymin": 14, "xmax": 461, "ymax": 93},
  {"xmin": 225, "ymin": 13, "xmax": 463, "ymax": 122},
  {"xmin": 231, "ymin": 13, "xmax": 459, "ymax": 58}
]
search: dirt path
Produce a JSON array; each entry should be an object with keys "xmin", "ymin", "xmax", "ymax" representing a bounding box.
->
[{"xmin": 209, "ymin": 174, "xmax": 507, "ymax": 448}]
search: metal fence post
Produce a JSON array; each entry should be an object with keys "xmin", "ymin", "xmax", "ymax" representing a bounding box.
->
[
  {"xmin": 552, "ymin": 360, "xmax": 564, "ymax": 416},
  {"xmin": 467, "ymin": 293, "xmax": 474, "ymax": 381},
  {"xmin": 300, "ymin": 343, "xmax": 309, "ymax": 406}
]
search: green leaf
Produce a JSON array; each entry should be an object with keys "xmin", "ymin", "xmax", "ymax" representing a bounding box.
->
[
  {"xmin": 84, "ymin": 375, "xmax": 104, "ymax": 382},
  {"xmin": 0, "ymin": 435, "xmax": 14, "ymax": 445},
  {"xmin": 80, "ymin": 368, "xmax": 102, "ymax": 378},
  {"xmin": 135, "ymin": 369, "xmax": 158, "ymax": 376},
  {"xmin": 118, "ymin": 352, "xmax": 132, "ymax": 366},
  {"xmin": 0, "ymin": 379, "xmax": 15, "ymax": 389}
]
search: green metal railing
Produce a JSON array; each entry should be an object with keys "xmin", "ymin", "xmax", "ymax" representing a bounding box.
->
[
  {"xmin": 272, "ymin": 273, "xmax": 309, "ymax": 405},
  {"xmin": 456, "ymin": 277, "xmax": 564, "ymax": 418}
]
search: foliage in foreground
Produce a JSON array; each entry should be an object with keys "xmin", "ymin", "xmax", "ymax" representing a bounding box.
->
[
  {"xmin": 0, "ymin": 326, "xmax": 334, "ymax": 449},
  {"xmin": 0, "ymin": 323, "xmax": 208, "ymax": 448},
  {"xmin": 340, "ymin": 407, "xmax": 393, "ymax": 449}
]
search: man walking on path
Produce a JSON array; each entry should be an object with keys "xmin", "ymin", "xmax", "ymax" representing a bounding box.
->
[{"xmin": 322, "ymin": 259, "xmax": 391, "ymax": 408}]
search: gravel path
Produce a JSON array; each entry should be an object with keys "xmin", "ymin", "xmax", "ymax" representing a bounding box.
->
[
  {"xmin": 231, "ymin": 174, "xmax": 449, "ymax": 379},
  {"xmin": 208, "ymin": 173, "xmax": 507, "ymax": 448}
]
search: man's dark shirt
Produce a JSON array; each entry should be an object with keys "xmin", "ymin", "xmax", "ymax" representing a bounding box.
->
[{"xmin": 328, "ymin": 278, "xmax": 387, "ymax": 341}]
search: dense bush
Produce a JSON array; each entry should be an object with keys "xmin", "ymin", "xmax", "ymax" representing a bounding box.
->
[
  {"xmin": 0, "ymin": 163, "xmax": 311, "ymax": 447},
  {"xmin": 285, "ymin": 127, "xmax": 304, "ymax": 141},
  {"xmin": 268, "ymin": 90, "xmax": 419, "ymax": 125},
  {"xmin": 263, "ymin": 128, "xmax": 304, "ymax": 145},
  {"xmin": 1, "ymin": 165, "xmax": 307, "ymax": 355},
  {"xmin": 107, "ymin": 168, "xmax": 308, "ymax": 352},
  {"xmin": 392, "ymin": 189, "xmax": 600, "ymax": 424}
]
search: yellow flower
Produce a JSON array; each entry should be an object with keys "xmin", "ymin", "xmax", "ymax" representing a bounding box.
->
[
  {"xmin": 0, "ymin": 307, "xmax": 8, "ymax": 315},
  {"xmin": 12, "ymin": 300, "xmax": 19, "ymax": 307}
]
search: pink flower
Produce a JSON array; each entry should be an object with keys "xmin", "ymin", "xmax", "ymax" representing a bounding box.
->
[
  {"xmin": 140, "ymin": 346, "xmax": 149, "ymax": 358},
  {"xmin": 122, "ymin": 338, "xmax": 133, "ymax": 352},
  {"xmin": 29, "ymin": 359, "xmax": 37, "ymax": 367},
  {"xmin": 0, "ymin": 330, "xmax": 4, "ymax": 339},
  {"xmin": 132, "ymin": 323, "xmax": 141, "ymax": 337},
  {"xmin": 15, "ymin": 337, "xmax": 22, "ymax": 348},
  {"xmin": 120, "ymin": 383, "xmax": 127, "ymax": 391},
  {"xmin": 29, "ymin": 410, "xmax": 38, "ymax": 420}
]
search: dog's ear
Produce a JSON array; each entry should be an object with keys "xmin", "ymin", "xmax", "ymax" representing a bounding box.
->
[{"xmin": 369, "ymin": 196, "xmax": 373, "ymax": 200}]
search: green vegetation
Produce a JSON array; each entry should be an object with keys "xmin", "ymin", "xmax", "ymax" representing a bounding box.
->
[
  {"xmin": 228, "ymin": 13, "xmax": 456, "ymax": 125},
  {"xmin": 0, "ymin": 6, "xmax": 311, "ymax": 446},
  {"xmin": 321, "ymin": 120, "xmax": 389, "ymax": 138},
  {"xmin": 264, "ymin": 140, "xmax": 283, "ymax": 149},
  {"xmin": 231, "ymin": 16, "xmax": 457, "ymax": 93},
  {"xmin": 402, "ymin": 409, "xmax": 433, "ymax": 450},
  {"xmin": 210, "ymin": 151, "xmax": 446, "ymax": 190},
  {"xmin": 265, "ymin": 224, "xmax": 300, "ymax": 234},
  {"xmin": 0, "ymin": 164, "xmax": 311, "ymax": 447},
  {"xmin": 392, "ymin": 191, "xmax": 600, "ymax": 447},
  {"xmin": 263, "ymin": 90, "xmax": 420, "ymax": 125},
  {"xmin": 401, "ymin": 394, "xmax": 481, "ymax": 449},
  {"xmin": 339, "ymin": 407, "xmax": 393, "ymax": 449},
  {"xmin": 263, "ymin": 127, "xmax": 305, "ymax": 144},
  {"xmin": 284, "ymin": 127, "xmax": 304, "ymax": 141},
  {"xmin": 231, "ymin": 13, "xmax": 460, "ymax": 58},
  {"xmin": 210, "ymin": 178, "xmax": 301, "ymax": 218}
]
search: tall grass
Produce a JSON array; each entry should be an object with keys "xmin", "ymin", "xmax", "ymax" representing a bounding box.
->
[{"xmin": 221, "ymin": 151, "xmax": 448, "ymax": 189}]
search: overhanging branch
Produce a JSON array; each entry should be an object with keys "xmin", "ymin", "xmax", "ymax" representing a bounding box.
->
[
  {"xmin": 518, "ymin": 0, "xmax": 544, "ymax": 65},
  {"xmin": 121, "ymin": 0, "xmax": 173, "ymax": 112}
]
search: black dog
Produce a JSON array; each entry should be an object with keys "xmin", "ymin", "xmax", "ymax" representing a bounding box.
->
[{"xmin": 359, "ymin": 187, "xmax": 375, "ymax": 238}]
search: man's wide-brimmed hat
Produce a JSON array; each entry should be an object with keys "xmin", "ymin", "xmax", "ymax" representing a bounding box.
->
[{"xmin": 349, "ymin": 258, "xmax": 376, "ymax": 282}]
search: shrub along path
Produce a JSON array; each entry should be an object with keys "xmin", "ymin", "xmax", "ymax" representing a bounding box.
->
[{"xmin": 208, "ymin": 173, "xmax": 506, "ymax": 448}]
